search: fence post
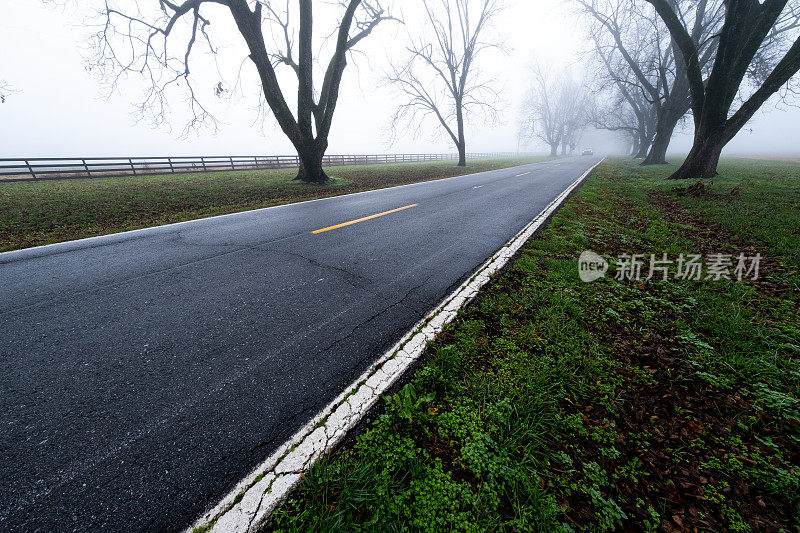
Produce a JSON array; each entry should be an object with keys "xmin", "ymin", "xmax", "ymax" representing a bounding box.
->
[
  {"xmin": 129, "ymin": 158, "xmax": 137, "ymax": 175},
  {"xmin": 168, "ymin": 157, "xmax": 176, "ymax": 173},
  {"xmin": 25, "ymin": 159, "xmax": 37, "ymax": 180},
  {"xmin": 229, "ymin": 156, "xmax": 235, "ymax": 171},
  {"xmin": 82, "ymin": 159, "xmax": 92, "ymax": 178},
  {"xmin": 200, "ymin": 157, "xmax": 207, "ymax": 171}
]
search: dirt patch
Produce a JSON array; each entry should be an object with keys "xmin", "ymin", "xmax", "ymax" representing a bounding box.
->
[
  {"xmin": 648, "ymin": 190, "xmax": 793, "ymax": 300},
  {"xmin": 672, "ymin": 180, "xmax": 741, "ymax": 198},
  {"xmin": 551, "ymin": 310, "xmax": 797, "ymax": 531}
]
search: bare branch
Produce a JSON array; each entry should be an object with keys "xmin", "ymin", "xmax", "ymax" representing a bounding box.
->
[
  {"xmin": 0, "ymin": 80, "xmax": 16, "ymax": 104},
  {"xmin": 88, "ymin": 0, "xmax": 227, "ymax": 134},
  {"xmin": 90, "ymin": 0, "xmax": 394, "ymax": 182}
]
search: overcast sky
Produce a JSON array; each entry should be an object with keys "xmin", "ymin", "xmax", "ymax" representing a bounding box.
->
[{"xmin": 2, "ymin": 0, "xmax": 800, "ymax": 158}]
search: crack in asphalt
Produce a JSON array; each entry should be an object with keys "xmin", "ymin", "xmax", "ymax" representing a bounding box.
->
[
  {"xmin": 4, "ymin": 194, "xmax": 524, "ymax": 525},
  {"xmin": 211, "ymin": 267, "xmax": 478, "ymax": 531},
  {"xmin": 394, "ymin": 272, "xmax": 439, "ymax": 314},
  {"xmin": 273, "ymin": 248, "xmax": 392, "ymax": 303},
  {"xmin": 313, "ymin": 269, "xmax": 445, "ymax": 364}
]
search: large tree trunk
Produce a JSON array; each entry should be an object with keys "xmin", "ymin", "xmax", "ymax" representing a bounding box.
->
[
  {"xmin": 294, "ymin": 142, "xmax": 329, "ymax": 183},
  {"xmin": 668, "ymin": 132, "xmax": 725, "ymax": 180},
  {"xmin": 227, "ymin": 0, "xmax": 383, "ymax": 186},
  {"xmin": 550, "ymin": 143, "xmax": 559, "ymax": 157},
  {"xmin": 642, "ymin": 125, "xmax": 673, "ymax": 165},
  {"xmin": 642, "ymin": 110, "xmax": 681, "ymax": 165},
  {"xmin": 457, "ymin": 142, "xmax": 466, "ymax": 167},
  {"xmin": 668, "ymin": 74, "xmax": 745, "ymax": 180}
]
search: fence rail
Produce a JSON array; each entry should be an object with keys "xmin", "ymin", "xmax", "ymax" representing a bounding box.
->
[{"xmin": 0, "ymin": 152, "xmax": 525, "ymax": 183}]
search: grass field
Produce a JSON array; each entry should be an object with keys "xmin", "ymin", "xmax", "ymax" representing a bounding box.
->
[
  {"xmin": 270, "ymin": 158, "xmax": 800, "ymax": 531},
  {"xmin": 0, "ymin": 157, "xmax": 545, "ymax": 252}
]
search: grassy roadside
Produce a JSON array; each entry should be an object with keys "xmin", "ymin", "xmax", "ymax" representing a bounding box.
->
[
  {"xmin": 271, "ymin": 158, "xmax": 800, "ymax": 531},
  {"xmin": 0, "ymin": 157, "xmax": 546, "ymax": 252}
]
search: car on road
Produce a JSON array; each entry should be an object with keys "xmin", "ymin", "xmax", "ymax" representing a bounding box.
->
[{"xmin": 582, "ymin": 148, "xmax": 594, "ymax": 156}]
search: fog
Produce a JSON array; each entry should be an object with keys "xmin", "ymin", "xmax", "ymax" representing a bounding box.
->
[{"xmin": 1, "ymin": 0, "xmax": 799, "ymax": 158}]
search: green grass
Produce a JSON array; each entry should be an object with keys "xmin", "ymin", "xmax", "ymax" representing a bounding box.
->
[
  {"xmin": 0, "ymin": 157, "xmax": 546, "ymax": 252},
  {"xmin": 673, "ymin": 158, "xmax": 800, "ymax": 262},
  {"xmin": 270, "ymin": 158, "xmax": 800, "ymax": 532}
]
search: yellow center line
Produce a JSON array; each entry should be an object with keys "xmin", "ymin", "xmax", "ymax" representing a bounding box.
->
[
  {"xmin": 312, "ymin": 204, "xmax": 418, "ymax": 234},
  {"xmin": 516, "ymin": 171, "xmax": 531, "ymax": 176}
]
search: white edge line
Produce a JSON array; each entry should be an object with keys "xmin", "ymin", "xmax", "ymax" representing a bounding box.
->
[
  {"xmin": 187, "ymin": 158, "xmax": 604, "ymax": 533},
  {"xmin": 0, "ymin": 159, "xmax": 556, "ymax": 264}
]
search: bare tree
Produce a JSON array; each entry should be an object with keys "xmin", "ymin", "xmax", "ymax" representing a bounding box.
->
[
  {"xmin": 560, "ymin": 78, "xmax": 592, "ymax": 155},
  {"xmin": 0, "ymin": 81, "xmax": 15, "ymax": 104},
  {"xmin": 647, "ymin": 0, "xmax": 800, "ymax": 179},
  {"xmin": 520, "ymin": 67, "xmax": 562, "ymax": 157},
  {"xmin": 386, "ymin": 0, "xmax": 502, "ymax": 167},
  {"xmin": 578, "ymin": 0, "xmax": 723, "ymax": 165},
  {"xmin": 520, "ymin": 66, "xmax": 591, "ymax": 157},
  {"xmin": 588, "ymin": 23, "xmax": 658, "ymax": 158},
  {"xmin": 590, "ymin": 76, "xmax": 658, "ymax": 158},
  {"xmin": 91, "ymin": 0, "xmax": 395, "ymax": 183}
]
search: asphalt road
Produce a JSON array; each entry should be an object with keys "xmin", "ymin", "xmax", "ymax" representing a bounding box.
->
[{"xmin": 0, "ymin": 156, "xmax": 601, "ymax": 531}]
